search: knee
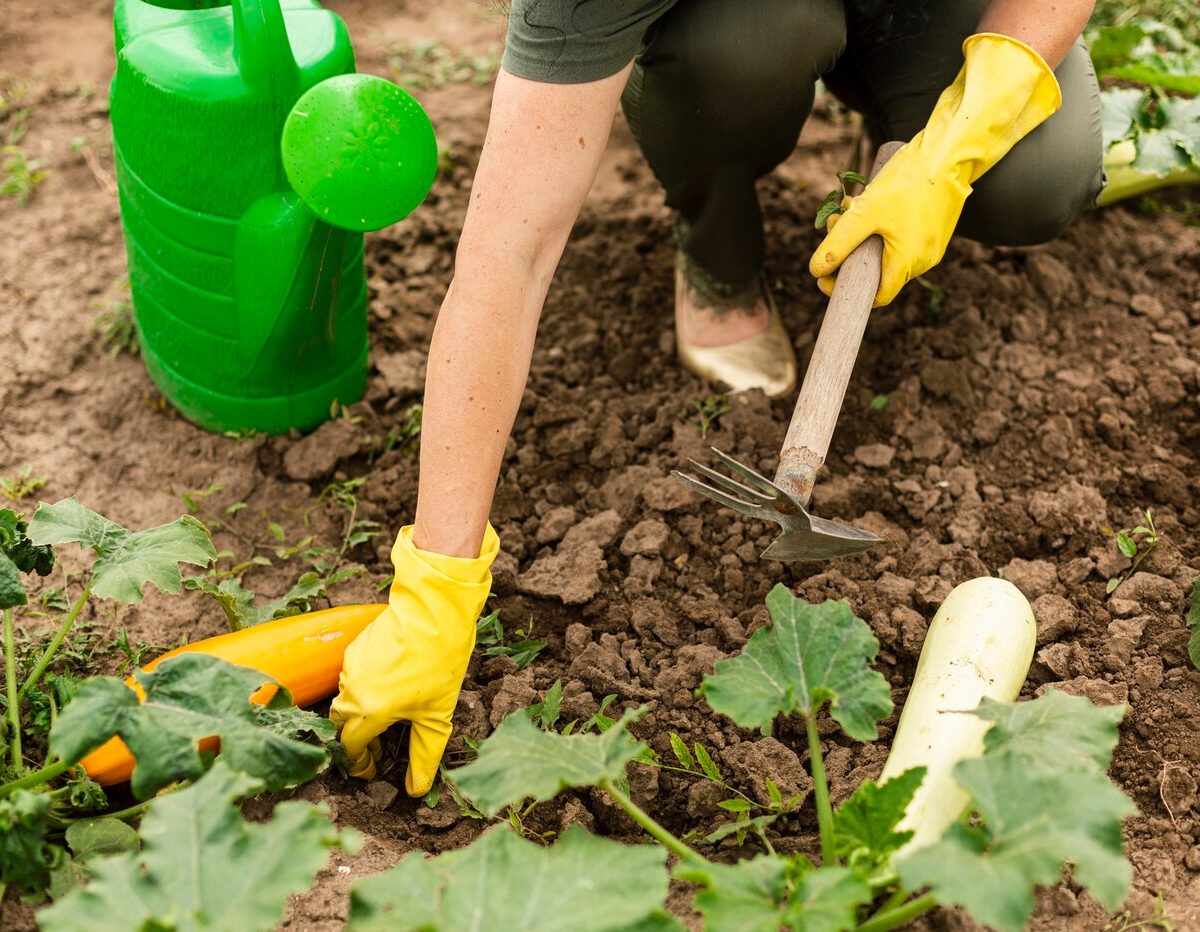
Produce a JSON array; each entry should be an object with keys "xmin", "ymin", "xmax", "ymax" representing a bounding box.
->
[
  {"xmin": 958, "ymin": 41, "xmax": 1104, "ymax": 246},
  {"xmin": 964, "ymin": 148, "xmax": 1102, "ymax": 246}
]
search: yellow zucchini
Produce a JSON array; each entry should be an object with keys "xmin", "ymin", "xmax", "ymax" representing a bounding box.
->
[{"xmin": 82, "ymin": 603, "xmax": 383, "ymax": 785}]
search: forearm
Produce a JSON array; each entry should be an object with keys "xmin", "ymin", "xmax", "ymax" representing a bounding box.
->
[
  {"xmin": 411, "ymin": 66, "xmax": 630, "ymax": 558},
  {"xmin": 977, "ymin": 0, "xmax": 1094, "ymax": 68},
  {"xmin": 412, "ymin": 262, "xmax": 547, "ymax": 558}
]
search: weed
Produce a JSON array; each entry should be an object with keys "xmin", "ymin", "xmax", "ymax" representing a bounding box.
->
[
  {"xmin": 1, "ymin": 145, "xmax": 47, "ymax": 206},
  {"xmin": 1138, "ymin": 195, "xmax": 1200, "ymax": 228},
  {"xmin": 436, "ymin": 146, "xmax": 458, "ymax": 178},
  {"xmin": 114, "ymin": 628, "xmax": 170, "ymax": 677},
  {"xmin": 1102, "ymin": 893, "xmax": 1176, "ymax": 931},
  {"xmin": 0, "ymin": 466, "xmax": 47, "ymax": 501},
  {"xmin": 679, "ymin": 394, "xmax": 731, "ymax": 439},
  {"xmin": 92, "ymin": 296, "xmax": 139, "ymax": 358},
  {"xmin": 387, "ymin": 41, "xmax": 500, "ymax": 90},
  {"xmin": 372, "ymin": 404, "xmax": 422, "ymax": 462},
  {"xmin": 476, "ymin": 610, "xmax": 545, "ymax": 670},
  {"xmin": 180, "ymin": 483, "xmax": 224, "ymax": 515},
  {"xmin": 815, "ymin": 169, "xmax": 869, "ymax": 230},
  {"xmin": 1102, "ymin": 509, "xmax": 1161, "ymax": 594},
  {"xmin": 869, "ymin": 394, "xmax": 889, "ymax": 412},
  {"xmin": 914, "ymin": 277, "xmax": 946, "ymax": 322}
]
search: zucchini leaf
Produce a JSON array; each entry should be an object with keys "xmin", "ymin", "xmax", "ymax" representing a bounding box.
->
[
  {"xmin": 49, "ymin": 654, "xmax": 334, "ymax": 798},
  {"xmin": 1101, "ymin": 87, "xmax": 1148, "ymax": 146},
  {"xmin": 347, "ymin": 824, "xmax": 674, "ymax": 932},
  {"xmin": 898, "ymin": 690, "xmax": 1135, "ymax": 932},
  {"xmin": 699, "ymin": 585, "xmax": 892, "ymax": 740},
  {"xmin": 0, "ymin": 790, "xmax": 57, "ymax": 892},
  {"xmin": 1090, "ymin": 19, "xmax": 1200, "ymax": 94},
  {"xmin": 47, "ymin": 819, "xmax": 140, "ymax": 900},
  {"xmin": 679, "ymin": 857, "xmax": 870, "ymax": 932},
  {"xmin": 967, "ymin": 689, "xmax": 1126, "ymax": 769},
  {"xmin": 183, "ymin": 571, "xmax": 330, "ymax": 631},
  {"xmin": 39, "ymin": 761, "xmax": 357, "ymax": 932},
  {"xmin": 0, "ymin": 507, "xmax": 55, "ymax": 608},
  {"xmin": 28, "ymin": 498, "xmax": 215, "ymax": 604},
  {"xmin": 831, "ymin": 767, "xmax": 925, "ymax": 885},
  {"xmin": 449, "ymin": 708, "xmax": 647, "ymax": 816}
]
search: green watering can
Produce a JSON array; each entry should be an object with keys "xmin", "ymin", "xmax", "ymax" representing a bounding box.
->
[{"xmin": 111, "ymin": 0, "xmax": 437, "ymax": 434}]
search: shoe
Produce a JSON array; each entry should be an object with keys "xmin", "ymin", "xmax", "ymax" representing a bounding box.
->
[{"xmin": 675, "ymin": 269, "xmax": 797, "ymax": 398}]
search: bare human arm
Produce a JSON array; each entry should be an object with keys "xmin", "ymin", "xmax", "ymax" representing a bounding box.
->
[
  {"xmin": 977, "ymin": 0, "xmax": 1095, "ymax": 67},
  {"xmin": 411, "ymin": 65, "xmax": 632, "ymax": 559}
]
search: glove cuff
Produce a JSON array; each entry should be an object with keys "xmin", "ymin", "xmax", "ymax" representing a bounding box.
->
[
  {"xmin": 961, "ymin": 32, "xmax": 1063, "ymax": 128},
  {"xmin": 392, "ymin": 522, "xmax": 499, "ymax": 587},
  {"xmin": 915, "ymin": 32, "xmax": 1062, "ymax": 188}
]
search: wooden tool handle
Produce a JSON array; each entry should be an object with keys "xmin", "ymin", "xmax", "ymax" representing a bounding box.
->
[{"xmin": 774, "ymin": 141, "xmax": 902, "ymax": 505}]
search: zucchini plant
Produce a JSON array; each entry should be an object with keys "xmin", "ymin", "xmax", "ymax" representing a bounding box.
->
[
  {"xmin": 347, "ymin": 584, "xmax": 1135, "ymax": 932},
  {"xmin": 1088, "ymin": 15, "xmax": 1200, "ymax": 205},
  {"xmin": 0, "ymin": 499, "xmax": 357, "ymax": 924}
]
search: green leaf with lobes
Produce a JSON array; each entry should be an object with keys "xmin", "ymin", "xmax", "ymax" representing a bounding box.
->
[
  {"xmin": 28, "ymin": 498, "xmax": 216, "ymax": 604},
  {"xmin": 65, "ymin": 818, "xmax": 140, "ymax": 863},
  {"xmin": 46, "ymin": 818, "xmax": 141, "ymax": 900},
  {"xmin": 1100, "ymin": 87, "xmax": 1147, "ymax": 147},
  {"xmin": 39, "ymin": 761, "xmax": 358, "ymax": 932},
  {"xmin": 49, "ymin": 653, "xmax": 334, "ymax": 799},
  {"xmin": 449, "ymin": 708, "xmax": 649, "ymax": 816},
  {"xmin": 347, "ymin": 824, "xmax": 676, "ymax": 931},
  {"xmin": 0, "ymin": 551, "xmax": 24, "ymax": 608},
  {"xmin": 700, "ymin": 585, "xmax": 893, "ymax": 740},
  {"xmin": 0, "ymin": 507, "xmax": 55, "ymax": 608},
  {"xmin": 0, "ymin": 790, "xmax": 56, "ymax": 892},
  {"xmin": 898, "ymin": 692, "xmax": 1136, "ymax": 932},
  {"xmin": 680, "ymin": 856, "xmax": 871, "ymax": 932},
  {"xmin": 831, "ymin": 766, "xmax": 925, "ymax": 884},
  {"xmin": 183, "ymin": 571, "xmax": 329, "ymax": 631},
  {"xmin": 0, "ymin": 507, "xmax": 56, "ymax": 575},
  {"xmin": 967, "ymin": 689, "xmax": 1125, "ymax": 772}
]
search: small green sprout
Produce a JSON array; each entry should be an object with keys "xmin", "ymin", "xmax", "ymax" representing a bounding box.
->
[
  {"xmin": 815, "ymin": 169, "xmax": 868, "ymax": 230},
  {"xmin": 679, "ymin": 394, "xmax": 732, "ymax": 439},
  {"xmin": 0, "ymin": 466, "xmax": 46, "ymax": 501},
  {"xmin": 1102, "ymin": 509, "xmax": 1161, "ymax": 594}
]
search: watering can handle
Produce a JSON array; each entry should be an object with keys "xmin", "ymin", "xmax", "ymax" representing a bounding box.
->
[{"xmin": 232, "ymin": 0, "xmax": 299, "ymax": 93}]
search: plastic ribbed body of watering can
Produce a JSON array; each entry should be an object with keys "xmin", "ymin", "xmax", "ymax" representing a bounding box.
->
[{"xmin": 111, "ymin": 0, "xmax": 437, "ymax": 434}]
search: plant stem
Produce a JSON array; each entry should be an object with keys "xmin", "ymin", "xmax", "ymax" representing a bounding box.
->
[
  {"xmin": 0, "ymin": 758, "xmax": 72, "ymax": 797},
  {"xmin": 101, "ymin": 798, "xmax": 153, "ymax": 823},
  {"xmin": 875, "ymin": 888, "xmax": 907, "ymax": 915},
  {"xmin": 18, "ymin": 582, "xmax": 91, "ymax": 701},
  {"xmin": 805, "ymin": 713, "xmax": 836, "ymax": 867},
  {"xmin": 600, "ymin": 777, "xmax": 709, "ymax": 866},
  {"xmin": 856, "ymin": 893, "xmax": 938, "ymax": 932},
  {"xmin": 4, "ymin": 608, "xmax": 21, "ymax": 767}
]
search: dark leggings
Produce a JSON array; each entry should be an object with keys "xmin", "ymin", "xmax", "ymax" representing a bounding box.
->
[{"xmin": 621, "ymin": 0, "xmax": 1105, "ymax": 297}]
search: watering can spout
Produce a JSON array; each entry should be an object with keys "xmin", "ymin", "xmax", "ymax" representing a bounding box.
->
[
  {"xmin": 234, "ymin": 191, "xmax": 346, "ymax": 372},
  {"xmin": 233, "ymin": 72, "xmax": 439, "ymax": 374}
]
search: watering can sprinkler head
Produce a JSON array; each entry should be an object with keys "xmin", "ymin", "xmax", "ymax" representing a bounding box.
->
[
  {"xmin": 282, "ymin": 73, "xmax": 439, "ymax": 233},
  {"xmin": 234, "ymin": 74, "xmax": 438, "ymax": 374}
]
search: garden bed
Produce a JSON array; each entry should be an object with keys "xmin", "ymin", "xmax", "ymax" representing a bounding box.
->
[{"xmin": 1, "ymin": 1, "xmax": 1198, "ymax": 929}]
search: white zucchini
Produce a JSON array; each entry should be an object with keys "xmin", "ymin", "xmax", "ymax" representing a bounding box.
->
[{"xmin": 880, "ymin": 577, "xmax": 1036, "ymax": 853}]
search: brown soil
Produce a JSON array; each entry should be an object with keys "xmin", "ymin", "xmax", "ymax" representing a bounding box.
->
[{"xmin": 2, "ymin": 2, "xmax": 1199, "ymax": 930}]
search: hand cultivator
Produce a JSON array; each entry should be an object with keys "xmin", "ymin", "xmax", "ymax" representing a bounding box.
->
[{"xmin": 676, "ymin": 143, "xmax": 901, "ymax": 561}]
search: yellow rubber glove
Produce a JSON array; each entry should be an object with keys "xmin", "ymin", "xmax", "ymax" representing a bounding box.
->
[
  {"xmin": 810, "ymin": 33, "xmax": 1062, "ymax": 307},
  {"xmin": 330, "ymin": 523, "xmax": 498, "ymax": 795}
]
